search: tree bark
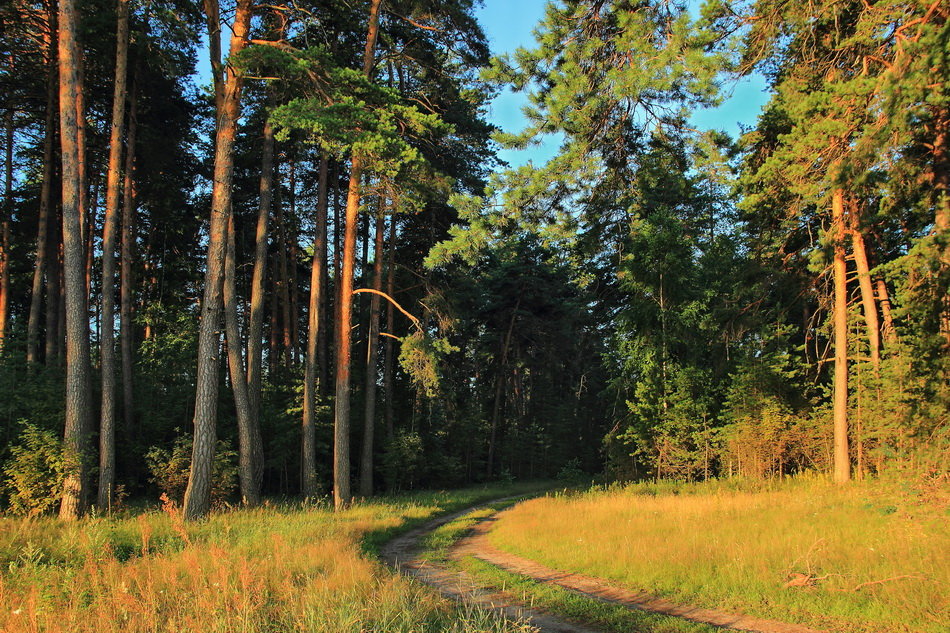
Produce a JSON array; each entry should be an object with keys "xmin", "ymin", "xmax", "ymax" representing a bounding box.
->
[
  {"xmin": 247, "ymin": 117, "xmax": 274, "ymax": 425},
  {"xmin": 383, "ymin": 215, "xmax": 396, "ymax": 441},
  {"xmin": 875, "ymin": 278, "xmax": 897, "ymax": 346},
  {"xmin": 224, "ymin": 215, "xmax": 263, "ymax": 506},
  {"xmin": 58, "ymin": 0, "xmax": 92, "ymax": 520},
  {"xmin": 28, "ymin": 49, "xmax": 57, "ymax": 365},
  {"xmin": 301, "ymin": 156, "xmax": 329, "ymax": 497},
  {"xmin": 832, "ymin": 188, "xmax": 850, "ymax": 484},
  {"xmin": 850, "ymin": 225, "xmax": 881, "ymax": 368},
  {"xmin": 359, "ymin": 209, "xmax": 385, "ymax": 497},
  {"xmin": 276, "ymin": 187, "xmax": 292, "ymax": 368},
  {"xmin": 333, "ymin": 0, "xmax": 383, "ymax": 511},
  {"xmin": 0, "ymin": 102, "xmax": 11, "ymax": 348},
  {"xmin": 120, "ymin": 91, "xmax": 137, "ymax": 438},
  {"xmin": 97, "ymin": 0, "xmax": 130, "ymax": 511},
  {"xmin": 45, "ymin": 224, "xmax": 61, "ymax": 362},
  {"xmin": 183, "ymin": 0, "xmax": 253, "ymax": 520}
]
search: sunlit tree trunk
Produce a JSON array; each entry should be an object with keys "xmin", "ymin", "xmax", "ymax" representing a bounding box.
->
[
  {"xmin": 98, "ymin": 0, "xmax": 130, "ymax": 511},
  {"xmin": 359, "ymin": 209, "xmax": 385, "ymax": 497},
  {"xmin": 875, "ymin": 278, "xmax": 897, "ymax": 346},
  {"xmin": 302, "ymin": 156, "xmax": 329, "ymax": 496},
  {"xmin": 184, "ymin": 0, "xmax": 253, "ymax": 520},
  {"xmin": 832, "ymin": 188, "xmax": 850, "ymax": 484},
  {"xmin": 58, "ymin": 0, "xmax": 92, "ymax": 520},
  {"xmin": 333, "ymin": 0, "xmax": 383, "ymax": 511},
  {"xmin": 849, "ymin": 202, "xmax": 881, "ymax": 369}
]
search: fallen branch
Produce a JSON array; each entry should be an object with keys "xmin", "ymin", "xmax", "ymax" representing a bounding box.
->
[{"xmin": 853, "ymin": 574, "xmax": 925, "ymax": 592}]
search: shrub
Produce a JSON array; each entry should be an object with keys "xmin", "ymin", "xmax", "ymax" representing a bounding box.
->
[
  {"xmin": 2, "ymin": 422, "xmax": 72, "ymax": 515},
  {"xmin": 145, "ymin": 434, "xmax": 238, "ymax": 506}
]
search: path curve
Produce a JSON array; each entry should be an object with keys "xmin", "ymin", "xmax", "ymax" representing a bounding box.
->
[{"xmin": 380, "ymin": 500, "xmax": 826, "ymax": 633}]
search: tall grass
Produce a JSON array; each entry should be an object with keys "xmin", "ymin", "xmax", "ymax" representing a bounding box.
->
[
  {"xmin": 0, "ymin": 485, "xmax": 539, "ymax": 633},
  {"xmin": 487, "ymin": 477, "xmax": 948, "ymax": 633}
]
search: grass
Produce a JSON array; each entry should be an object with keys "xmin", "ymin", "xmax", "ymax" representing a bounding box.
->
[
  {"xmin": 420, "ymin": 500, "xmax": 721, "ymax": 633},
  {"xmin": 486, "ymin": 476, "xmax": 949, "ymax": 633},
  {"xmin": 0, "ymin": 483, "xmax": 544, "ymax": 633}
]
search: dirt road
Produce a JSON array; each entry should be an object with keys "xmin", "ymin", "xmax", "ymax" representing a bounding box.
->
[{"xmin": 379, "ymin": 500, "xmax": 826, "ymax": 633}]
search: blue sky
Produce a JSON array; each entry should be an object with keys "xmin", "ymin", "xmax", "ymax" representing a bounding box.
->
[{"xmin": 473, "ymin": 0, "xmax": 772, "ymax": 168}]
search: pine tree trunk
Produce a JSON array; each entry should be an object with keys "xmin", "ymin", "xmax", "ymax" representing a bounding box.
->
[
  {"xmin": 359, "ymin": 210, "xmax": 385, "ymax": 497},
  {"xmin": 383, "ymin": 215, "xmax": 396, "ymax": 441},
  {"xmin": 276, "ymin": 187, "xmax": 292, "ymax": 368},
  {"xmin": 288, "ymin": 159, "xmax": 299, "ymax": 365},
  {"xmin": 302, "ymin": 156, "xmax": 328, "ymax": 497},
  {"xmin": 0, "ymin": 103, "xmax": 10, "ymax": 348},
  {"xmin": 97, "ymin": 0, "xmax": 130, "ymax": 511},
  {"xmin": 333, "ymin": 0, "xmax": 383, "ymax": 511},
  {"xmin": 58, "ymin": 0, "xmax": 92, "ymax": 520},
  {"xmin": 184, "ymin": 0, "xmax": 253, "ymax": 520},
  {"xmin": 46, "ymin": 220, "xmax": 61, "ymax": 361},
  {"xmin": 224, "ymin": 216, "xmax": 263, "ymax": 506},
  {"xmin": 851, "ymin": 225, "xmax": 881, "ymax": 368},
  {"xmin": 120, "ymin": 93, "xmax": 137, "ymax": 438},
  {"xmin": 875, "ymin": 278, "xmax": 897, "ymax": 346},
  {"xmin": 832, "ymin": 188, "xmax": 850, "ymax": 484},
  {"xmin": 247, "ymin": 118, "xmax": 274, "ymax": 425},
  {"xmin": 28, "ymin": 56, "xmax": 56, "ymax": 365}
]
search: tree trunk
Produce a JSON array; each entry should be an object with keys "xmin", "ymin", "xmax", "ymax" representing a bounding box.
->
[
  {"xmin": 487, "ymin": 298, "xmax": 520, "ymax": 479},
  {"xmin": 301, "ymin": 156, "xmax": 328, "ymax": 497},
  {"xmin": 28, "ymin": 54, "xmax": 56, "ymax": 365},
  {"xmin": 0, "ymin": 102, "xmax": 10, "ymax": 348},
  {"xmin": 120, "ymin": 92, "xmax": 137, "ymax": 437},
  {"xmin": 832, "ymin": 188, "xmax": 850, "ymax": 484},
  {"xmin": 851, "ymin": 228, "xmax": 881, "ymax": 367},
  {"xmin": 183, "ymin": 0, "xmax": 253, "ymax": 520},
  {"xmin": 97, "ymin": 0, "xmax": 130, "ymax": 511},
  {"xmin": 224, "ymin": 215, "xmax": 263, "ymax": 506},
  {"xmin": 275, "ymin": 184, "xmax": 292, "ymax": 368},
  {"xmin": 45, "ymin": 218, "xmax": 61, "ymax": 362},
  {"xmin": 875, "ymin": 278, "xmax": 897, "ymax": 346},
  {"xmin": 383, "ymin": 215, "xmax": 396, "ymax": 441},
  {"xmin": 58, "ymin": 0, "xmax": 92, "ymax": 520},
  {"xmin": 247, "ymin": 117, "xmax": 274, "ymax": 425},
  {"xmin": 333, "ymin": 0, "xmax": 383, "ymax": 511},
  {"xmin": 359, "ymin": 210, "xmax": 385, "ymax": 497}
]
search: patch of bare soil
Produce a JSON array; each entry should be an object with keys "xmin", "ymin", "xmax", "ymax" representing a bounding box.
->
[{"xmin": 380, "ymin": 501, "xmax": 827, "ymax": 633}]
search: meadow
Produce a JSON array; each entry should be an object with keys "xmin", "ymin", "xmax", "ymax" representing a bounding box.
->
[
  {"xmin": 0, "ymin": 486, "xmax": 538, "ymax": 633},
  {"xmin": 485, "ymin": 477, "xmax": 949, "ymax": 633}
]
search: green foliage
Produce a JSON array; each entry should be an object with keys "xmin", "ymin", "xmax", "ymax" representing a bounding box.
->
[
  {"xmin": 382, "ymin": 431, "xmax": 425, "ymax": 492},
  {"xmin": 145, "ymin": 435, "xmax": 238, "ymax": 507},
  {"xmin": 2, "ymin": 423, "xmax": 73, "ymax": 515},
  {"xmin": 398, "ymin": 331, "xmax": 459, "ymax": 398}
]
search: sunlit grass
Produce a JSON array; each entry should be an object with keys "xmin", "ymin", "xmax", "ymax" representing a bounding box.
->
[
  {"xmin": 420, "ymin": 502, "xmax": 719, "ymax": 633},
  {"xmin": 487, "ymin": 477, "xmax": 949, "ymax": 633},
  {"xmin": 0, "ymin": 484, "xmax": 542, "ymax": 633}
]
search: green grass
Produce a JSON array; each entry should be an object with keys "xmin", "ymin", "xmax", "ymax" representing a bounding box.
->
[
  {"xmin": 419, "ymin": 500, "xmax": 721, "ymax": 633},
  {"xmin": 487, "ymin": 476, "xmax": 949, "ymax": 633},
  {"xmin": 0, "ymin": 483, "xmax": 545, "ymax": 633}
]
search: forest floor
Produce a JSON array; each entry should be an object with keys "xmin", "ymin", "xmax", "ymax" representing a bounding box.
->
[{"xmin": 386, "ymin": 479, "xmax": 948, "ymax": 633}]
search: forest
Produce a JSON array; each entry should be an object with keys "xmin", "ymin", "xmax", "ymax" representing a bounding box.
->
[{"xmin": 0, "ymin": 0, "xmax": 946, "ymax": 522}]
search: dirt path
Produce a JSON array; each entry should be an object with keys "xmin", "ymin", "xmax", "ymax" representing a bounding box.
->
[{"xmin": 380, "ymin": 500, "xmax": 827, "ymax": 633}]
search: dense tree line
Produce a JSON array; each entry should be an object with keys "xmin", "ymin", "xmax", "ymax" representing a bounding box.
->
[{"xmin": 0, "ymin": 0, "xmax": 945, "ymax": 519}]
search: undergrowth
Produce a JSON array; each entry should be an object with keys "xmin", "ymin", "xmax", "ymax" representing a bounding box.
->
[{"xmin": 0, "ymin": 483, "xmax": 545, "ymax": 633}]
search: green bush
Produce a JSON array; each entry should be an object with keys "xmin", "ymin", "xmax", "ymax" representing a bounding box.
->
[
  {"xmin": 145, "ymin": 434, "xmax": 238, "ymax": 506},
  {"xmin": 2, "ymin": 422, "xmax": 73, "ymax": 515}
]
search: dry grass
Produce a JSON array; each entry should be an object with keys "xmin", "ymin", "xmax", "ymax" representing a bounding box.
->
[
  {"xmin": 487, "ymin": 478, "xmax": 949, "ymax": 633},
  {"xmin": 0, "ymin": 488, "xmax": 534, "ymax": 633}
]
